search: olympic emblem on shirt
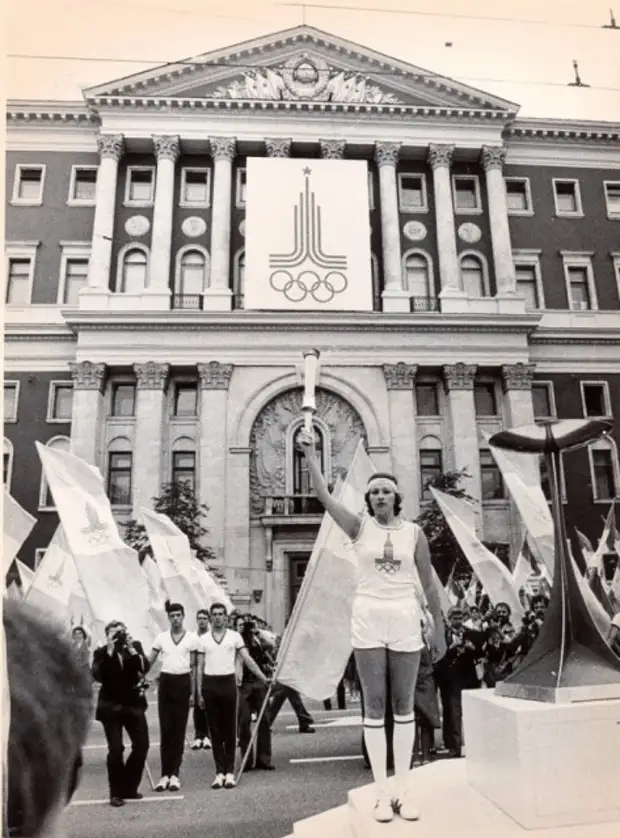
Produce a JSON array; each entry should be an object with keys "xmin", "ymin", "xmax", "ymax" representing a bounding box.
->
[{"xmin": 374, "ymin": 556, "xmax": 402, "ymax": 575}]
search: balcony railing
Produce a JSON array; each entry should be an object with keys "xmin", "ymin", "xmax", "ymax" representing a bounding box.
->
[
  {"xmin": 263, "ymin": 494, "xmax": 324, "ymax": 516},
  {"xmin": 410, "ymin": 296, "xmax": 440, "ymax": 312},
  {"xmin": 172, "ymin": 294, "xmax": 203, "ymax": 310}
]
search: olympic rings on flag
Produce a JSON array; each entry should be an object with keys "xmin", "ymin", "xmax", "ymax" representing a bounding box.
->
[{"xmin": 269, "ymin": 269, "xmax": 348, "ymax": 303}]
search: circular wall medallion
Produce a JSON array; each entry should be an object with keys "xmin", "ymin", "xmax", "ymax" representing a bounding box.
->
[
  {"xmin": 458, "ymin": 222, "xmax": 482, "ymax": 244},
  {"xmin": 182, "ymin": 216, "xmax": 207, "ymax": 238},
  {"xmin": 124, "ymin": 215, "xmax": 150, "ymax": 237},
  {"xmin": 239, "ymin": 219, "xmax": 246, "ymax": 237},
  {"xmin": 402, "ymin": 220, "xmax": 427, "ymax": 242}
]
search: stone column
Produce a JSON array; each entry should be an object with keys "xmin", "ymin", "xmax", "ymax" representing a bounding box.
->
[
  {"xmin": 69, "ymin": 361, "xmax": 106, "ymax": 466},
  {"xmin": 482, "ymin": 146, "xmax": 517, "ymax": 298},
  {"xmin": 320, "ymin": 139, "xmax": 346, "ymax": 159},
  {"xmin": 82, "ymin": 134, "xmax": 124, "ymax": 307},
  {"xmin": 225, "ymin": 446, "xmax": 252, "ymax": 589},
  {"xmin": 133, "ymin": 362, "xmax": 169, "ymax": 513},
  {"xmin": 204, "ymin": 137, "xmax": 236, "ymax": 311},
  {"xmin": 444, "ymin": 363, "xmax": 482, "ymax": 529},
  {"xmin": 428, "ymin": 144, "xmax": 463, "ymax": 311},
  {"xmin": 146, "ymin": 135, "xmax": 180, "ymax": 307},
  {"xmin": 265, "ymin": 138, "xmax": 292, "ymax": 158},
  {"xmin": 383, "ymin": 363, "xmax": 419, "ymax": 519},
  {"xmin": 375, "ymin": 141, "xmax": 408, "ymax": 312},
  {"xmin": 198, "ymin": 361, "xmax": 234, "ymax": 564}
]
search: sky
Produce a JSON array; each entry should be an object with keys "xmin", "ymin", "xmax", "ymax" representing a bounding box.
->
[{"xmin": 4, "ymin": 0, "xmax": 620, "ymax": 120}]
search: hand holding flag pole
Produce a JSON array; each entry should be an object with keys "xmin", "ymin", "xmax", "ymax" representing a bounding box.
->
[{"xmin": 301, "ymin": 349, "xmax": 321, "ymax": 432}]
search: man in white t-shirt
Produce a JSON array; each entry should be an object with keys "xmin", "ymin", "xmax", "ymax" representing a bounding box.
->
[
  {"xmin": 148, "ymin": 603, "xmax": 200, "ymax": 792},
  {"xmin": 196, "ymin": 601, "xmax": 270, "ymax": 789}
]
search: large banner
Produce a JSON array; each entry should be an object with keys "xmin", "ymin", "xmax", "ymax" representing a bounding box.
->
[{"xmin": 244, "ymin": 157, "xmax": 373, "ymax": 311}]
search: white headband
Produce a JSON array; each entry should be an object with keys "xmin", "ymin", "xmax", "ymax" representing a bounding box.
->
[{"xmin": 367, "ymin": 475, "xmax": 398, "ymax": 492}]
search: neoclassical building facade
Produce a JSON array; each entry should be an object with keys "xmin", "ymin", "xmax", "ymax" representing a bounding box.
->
[{"xmin": 4, "ymin": 25, "xmax": 620, "ymax": 630}]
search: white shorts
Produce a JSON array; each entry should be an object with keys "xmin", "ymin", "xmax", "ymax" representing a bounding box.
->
[{"xmin": 351, "ymin": 596, "xmax": 424, "ymax": 653}]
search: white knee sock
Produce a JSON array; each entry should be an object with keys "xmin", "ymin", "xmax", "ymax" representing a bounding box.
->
[
  {"xmin": 393, "ymin": 713, "xmax": 416, "ymax": 797},
  {"xmin": 363, "ymin": 719, "xmax": 388, "ymax": 796}
]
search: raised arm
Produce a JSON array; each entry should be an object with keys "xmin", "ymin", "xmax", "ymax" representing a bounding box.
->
[
  {"xmin": 414, "ymin": 529, "xmax": 447, "ymax": 661},
  {"xmin": 297, "ymin": 429, "xmax": 362, "ymax": 541}
]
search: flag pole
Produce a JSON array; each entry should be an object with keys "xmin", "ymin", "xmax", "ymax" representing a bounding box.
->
[{"xmin": 234, "ymin": 681, "xmax": 275, "ymax": 785}]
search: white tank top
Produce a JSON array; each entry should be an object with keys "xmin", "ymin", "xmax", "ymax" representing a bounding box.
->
[{"xmin": 351, "ymin": 516, "xmax": 424, "ymax": 601}]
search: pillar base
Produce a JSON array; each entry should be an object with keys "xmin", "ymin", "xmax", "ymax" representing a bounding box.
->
[
  {"xmin": 78, "ymin": 287, "xmax": 112, "ymax": 310},
  {"xmin": 495, "ymin": 292, "xmax": 527, "ymax": 315},
  {"xmin": 439, "ymin": 286, "xmax": 468, "ymax": 314},
  {"xmin": 381, "ymin": 289, "xmax": 411, "ymax": 313},
  {"xmin": 141, "ymin": 288, "xmax": 172, "ymax": 311},
  {"xmin": 203, "ymin": 288, "xmax": 233, "ymax": 312}
]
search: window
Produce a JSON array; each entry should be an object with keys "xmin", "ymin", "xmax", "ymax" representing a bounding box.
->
[
  {"xmin": 474, "ymin": 383, "xmax": 498, "ymax": 417},
  {"xmin": 180, "ymin": 168, "xmax": 210, "ymax": 206},
  {"xmin": 398, "ymin": 174, "xmax": 427, "ymax": 211},
  {"xmin": 172, "ymin": 451, "xmax": 196, "ymax": 490},
  {"xmin": 532, "ymin": 382, "xmax": 555, "ymax": 420},
  {"xmin": 452, "ymin": 175, "xmax": 481, "ymax": 212},
  {"xmin": 3, "ymin": 439, "xmax": 13, "ymax": 489},
  {"xmin": 589, "ymin": 443, "xmax": 617, "ymax": 502},
  {"xmin": 420, "ymin": 450, "xmax": 443, "ymax": 499},
  {"xmin": 403, "ymin": 251, "xmax": 433, "ymax": 300},
  {"xmin": 514, "ymin": 258, "xmax": 543, "ymax": 310},
  {"xmin": 604, "ymin": 182, "xmax": 620, "ymax": 219},
  {"xmin": 68, "ymin": 166, "xmax": 98, "ymax": 204},
  {"xmin": 108, "ymin": 451, "xmax": 133, "ymax": 506},
  {"xmin": 293, "ymin": 425, "xmax": 325, "ymax": 495},
  {"xmin": 173, "ymin": 383, "xmax": 198, "ymax": 417},
  {"xmin": 118, "ymin": 247, "xmax": 148, "ymax": 293},
  {"xmin": 236, "ymin": 167, "xmax": 247, "ymax": 206},
  {"xmin": 368, "ymin": 171, "xmax": 375, "ymax": 210},
  {"xmin": 562, "ymin": 253, "xmax": 596, "ymax": 312},
  {"xmin": 504, "ymin": 178, "xmax": 533, "ymax": 214},
  {"xmin": 47, "ymin": 382, "xmax": 73, "ymax": 422},
  {"xmin": 4, "ymin": 383, "xmax": 19, "ymax": 422},
  {"xmin": 553, "ymin": 179, "xmax": 582, "ymax": 216},
  {"xmin": 12, "ymin": 165, "xmax": 45, "ymax": 204},
  {"xmin": 416, "ymin": 384, "xmax": 440, "ymax": 416},
  {"xmin": 480, "ymin": 450, "xmax": 505, "ymax": 500},
  {"xmin": 5, "ymin": 256, "xmax": 34, "ymax": 305},
  {"xmin": 176, "ymin": 249, "xmax": 206, "ymax": 296},
  {"xmin": 234, "ymin": 250, "xmax": 245, "ymax": 303},
  {"xmin": 111, "ymin": 384, "xmax": 135, "ymax": 417},
  {"xmin": 60, "ymin": 256, "xmax": 89, "ymax": 305},
  {"xmin": 39, "ymin": 436, "xmax": 70, "ymax": 509},
  {"xmin": 460, "ymin": 253, "xmax": 487, "ymax": 297},
  {"xmin": 125, "ymin": 167, "xmax": 155, "ymax": 205},
  {"xmin": 581, "ymin": 381, "xmax": 611, "ymax": 418}
]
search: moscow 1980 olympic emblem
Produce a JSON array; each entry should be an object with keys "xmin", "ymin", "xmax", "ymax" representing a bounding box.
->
[{"xmin": 268, "ymin": 168, "xmax": 348, "ymax": 304}]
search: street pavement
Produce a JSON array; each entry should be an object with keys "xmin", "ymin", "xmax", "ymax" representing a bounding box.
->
[{"xmin": 64, "ymin": 698, "xmax": 369, "ymax": 838}]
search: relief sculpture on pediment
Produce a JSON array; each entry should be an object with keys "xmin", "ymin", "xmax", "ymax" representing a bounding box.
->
[{"xmin": 249, "ymin": 387, "xmax": 366, "ymax": 515}]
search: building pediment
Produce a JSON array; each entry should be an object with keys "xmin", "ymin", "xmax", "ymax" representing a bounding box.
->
[{"xmin": 83, "ymin": 25, "xmax": 518, "ymax": 115}]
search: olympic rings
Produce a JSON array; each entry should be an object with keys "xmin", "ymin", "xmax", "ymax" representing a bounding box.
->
[{"xmin": 269, "ymin": 268, "xmax": 348, "ymax": 303}]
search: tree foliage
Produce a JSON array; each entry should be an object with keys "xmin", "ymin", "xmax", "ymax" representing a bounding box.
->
[{"xmin": 123, "ymin": 481, "xmax": 216, "ymax": 564}]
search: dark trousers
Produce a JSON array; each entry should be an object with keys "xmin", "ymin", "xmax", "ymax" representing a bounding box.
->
[
  {"xmin": 101, "ymin": 708, "xmax": 149, "ymax": 798},
  {"xmin": 203, "ymin": 674, "xmax": 238, "ymax": 775},
  {"xmin": 323, "ymin": 678, "xmax": 346, "ymax": 710},
  {"xmin": 193, "ymin": 701, "xmax": 210, "ymax": 740},
  {"xmin": 438, "ymin": 682, "xmax": 463, "ymax": 755},
  {"xmin": 269, "ymin": 683, "xmax": 314, "ymax": 729},
  {"xmin": 158, "ymin": 672, "xmax": 191, "ymax": 777},
  {"xmin": 238, "ymin": 681, "xmax": 272, "ymax": 768}
]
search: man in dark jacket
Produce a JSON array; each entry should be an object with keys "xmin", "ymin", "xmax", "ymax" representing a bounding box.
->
[{"xmin": 92, "ymin": 620, "xmax": 150, "ymax": 806}]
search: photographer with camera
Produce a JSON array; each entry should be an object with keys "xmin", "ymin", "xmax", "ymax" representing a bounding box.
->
[{"xmin": 92, "ymin": 620, "xmax": 150, "ymax": 807}]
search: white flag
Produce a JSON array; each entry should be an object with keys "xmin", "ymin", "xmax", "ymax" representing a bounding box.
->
[
  {"xmin": 191, "ymin": 556, "xmax": 233, "ymax": 614},
  {"xmin": 141, "ymin": 555, "xmax": 171, "ymax": 633},
  {"xmin": 512, "ymin": 535, "xmax": 532, "ymax": 593},
  {"xmin": 36, "ymin": 443, "xmax": 155, "ymax": 648},
  {"xmin": 276, "ymin": 443, "xmax": 375, "ymax": 700},
  {"xmin": 431, "ymin": 488, "xmax": 524, "ymax": 625},
  {"xmin": 15, "ymin": 559, "xmax": 35, "ymax": 596},
  {"xmin": 3, "ymin": 488, "xmax": 36, "ymax": 575}
]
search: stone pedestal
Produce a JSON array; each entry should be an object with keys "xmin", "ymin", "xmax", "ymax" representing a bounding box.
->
[{"xmin": 463, "ymin": 690, "xmax": 620, "ymax": 830}]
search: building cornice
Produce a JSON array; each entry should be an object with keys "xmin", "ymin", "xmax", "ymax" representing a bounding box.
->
[{"xmin": 508, "ymin": 117, "xmax": 620, "ymax": 142}]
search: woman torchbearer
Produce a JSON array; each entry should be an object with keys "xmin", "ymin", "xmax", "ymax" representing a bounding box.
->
[{"xmin": 298, "ymin": 429, "xmax": 446, "ymax": 823}]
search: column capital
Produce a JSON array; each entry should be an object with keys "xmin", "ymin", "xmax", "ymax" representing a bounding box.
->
[
  {"xmin": 383, "ymin": 362, "xmax": 418, "ymax": 390},
  {"xmin": 153, "ymin": 135, "xmax": 180, "ymax": 162},
  {"xmin": 502, "ymin": 363, "xmax": 536, "ymax": 391},
  {"xmin": 96, "ymin": 134, "xmax": 125, "ymax": 161},
  {"xmin": 265, "ymin": 137, "xmax": 292, "ymax": 158},
  {"xmin": 69, "ymin": 361, "xmax": 106, "ymax": 391},
  {"xmin": 133, "ymin": 361, "xmax": 169, "ymax": 390},
  {"xmin": 320, "ymin": 138, "xmax": 346, "ymax": 159},
  {"xmin": 481, "ymin": 145, "xmax": 507, "ymax": 172},
  {"xmin": 427, "ymin": 143, "xmax": 455, "ymax": 170},
  {"xmin": 198, "ymin": 361, "xmax": 234, "ymax": 390},
  {"xmin": 209, "ymin": 137, "xmax": 237, "ymax": 162},
  {"xmin": 443, "ymin": 363, "xmax": 477, "ymax": 390},
  {"xmin": 374, "ymin": 141, "xmax": 401, "ymax": 167}
]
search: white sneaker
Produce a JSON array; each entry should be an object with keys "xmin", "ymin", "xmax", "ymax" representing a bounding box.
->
[
  {"xmin": 372, "ymin": 796, "xmax": 394, "ymax": 823},
  {"xmin": 154, "ymin": 776, "xmax": 169, "ymax": 792},
  {"xmin": 395, "ymin": 792, "xmax": 420, "ymax": 821},
  {"xmin": 202, "ymin": 737, "xmax": 212, "ymax": 750},
  {"xmin": 190, "ymin": 738, "xmax": 203, "ymax": 750},
  {"xmin": 211, "ymin": 773, "xmax": 225, "ymax": 789},
  {"xmin": 224, "ymin": 773, "xmax": 236, "ymax": 789},
  {"xmin": 168, "ymin": 775, "xmax": 181, "ymax": 792}
]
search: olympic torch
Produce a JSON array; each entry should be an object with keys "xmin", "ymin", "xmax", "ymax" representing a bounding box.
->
[{"xmin": 302, "ymin": 349, "xmax": 321, "ymax": 432}]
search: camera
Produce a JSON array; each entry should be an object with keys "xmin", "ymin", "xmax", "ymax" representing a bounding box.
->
[{"xmin": 113, "ymin": 628, "xmax": 129, "ymax": 647}]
